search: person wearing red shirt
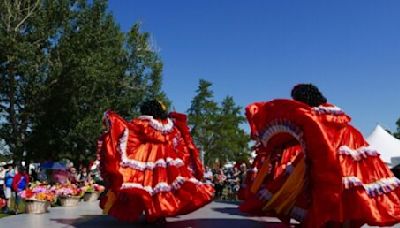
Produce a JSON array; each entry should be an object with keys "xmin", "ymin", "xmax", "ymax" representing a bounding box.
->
[{"xmin": 12, "ymin": 166, "xmax": 30, "ymax": 214}]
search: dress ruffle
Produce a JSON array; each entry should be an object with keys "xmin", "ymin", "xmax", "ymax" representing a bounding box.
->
[
  {"xmin": 98, "ymin": 111, "xmax": 214, "ymax": 222},
  {"xmin": 240, "ymin": 99, "xmax": 400, "ymax": 227}
]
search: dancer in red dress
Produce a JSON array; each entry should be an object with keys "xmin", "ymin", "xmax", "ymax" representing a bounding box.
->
[
  {"xmin": 98, "ymin": 100, "xmax": 214, "ymax": 223},
  {"xmin": 240, "ymin": 84, "xmax": 400, "ymax": 227}
]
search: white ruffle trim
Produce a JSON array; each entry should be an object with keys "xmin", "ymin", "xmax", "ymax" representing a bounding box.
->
[
  {"xmin": 121, "ymin": 157, "xmax": 185, "ymax": 170},
  {"xmin": 120, "ymin": 176, "xmax": 204, "ymax": 195},
  {"xmin": 338, "ymin": 146, "xmax": 380, "ymax": 161},
  {"xmin": 259, "ymin": 119, "xmax": 305, "ymax": 150},
  {"xmin": 342, "ymin": 176, "xmax": 400, "ymax": 197},
  {"xmin": 138, "ymin": 115, "xmax": 174, "ymax": 133},
  {"xmin": 312, "ymin": 106, "xmax": 344, "ymax": 115},
  {"xmin": 118, "ymin": 128, "xmax": 185, "ymax": 170}
]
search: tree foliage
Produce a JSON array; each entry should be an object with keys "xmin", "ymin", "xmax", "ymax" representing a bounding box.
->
[
  {"xmin": 188, "ymin": 79, "xmax": 250, "ymax": 167},
  {"xmin": 395, "ymin": 118, "xmax": 400, "ymax": 139},
  {"xmin": 0, "ymin": 0, "xmax": 169, "ymax": 164}
]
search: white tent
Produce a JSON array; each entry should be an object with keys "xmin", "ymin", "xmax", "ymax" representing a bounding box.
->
[{"xmin": 366, "ymin": 124, "xmax": 400, "ymax": 167}]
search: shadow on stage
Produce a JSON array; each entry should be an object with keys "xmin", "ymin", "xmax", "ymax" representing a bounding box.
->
[{"xmin": 51, "ymin": 215, "xmax": 284, "ymax": 228}]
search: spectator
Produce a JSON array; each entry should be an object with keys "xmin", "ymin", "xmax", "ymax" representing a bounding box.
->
[
  {"xmin": 78, "ymin": 166, "xmax": 89, "ymax": 184},
  {"xmin": 0, "ymin": 164, "xmax": 6, "ymax": 212},
  {"xmin": 90, "ymin": 154, "xmax": 102, "ymax": 184},
  {"xmin": 204, "ymin": 167, "xmax": 213, "ymax": 184},
  {"xmin": 69, "ymin": 167, "xmax": 79, "ymax": 184},
  {"xmin": 12, "ymin": 166, "xmax": 29, "ymax": 214},
  {"xmin": 0, "ymin": 164, "xmax": 5, "ymax": 199},
  {"xmin": 4, "ymin": 164, "xmax": 15, "ymax": 213},
  {"xmin": 213, "ymin": 169, "xmax": 226, "ymax": 200}
]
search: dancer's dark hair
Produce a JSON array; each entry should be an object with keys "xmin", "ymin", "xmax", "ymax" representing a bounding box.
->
[
  {"xmin": 291, "ymin": 84, "xmax": 327, "ymax": 107},
  {"xmin": 140, "ymin": 100, "xmax": 168, "ymax": 120}
]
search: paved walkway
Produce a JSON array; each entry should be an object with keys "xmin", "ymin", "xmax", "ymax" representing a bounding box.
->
[
  {"xmin": 0, "ymin": 200, "xmax": 398, "ymax": 227},
  {"xmin": 0, "ymin": 200, "xmax": 287, "ymax": 228}
]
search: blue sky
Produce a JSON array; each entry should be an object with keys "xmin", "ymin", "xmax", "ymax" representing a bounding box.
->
[{"xmin": 108, "ymin": 0, "xmax": 400, "ymax": 136}]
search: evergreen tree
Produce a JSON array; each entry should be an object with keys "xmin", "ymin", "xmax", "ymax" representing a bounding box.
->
[
  {"xmin": 214, "ymin": 96, "xmax": 250, "ymax": 165},
  {"xmin": 395, "ymin": 118, "xmax": 400, "ymax": 139},
  {"xmin": 187, "ymin": 79, "xmax": 219, "ymax": 165},
  {"xmin": 188, "ymin": 80, "xmax": 250, "ymax": 167}
]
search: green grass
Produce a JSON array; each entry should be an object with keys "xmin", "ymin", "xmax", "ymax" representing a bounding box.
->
[{"xmin": 0, "ymin": 196, "xmax": 26, "ymax": 219}]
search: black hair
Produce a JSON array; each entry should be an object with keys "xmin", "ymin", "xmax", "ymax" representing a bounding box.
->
[
  {"xmin": 291, "ymin": 84, "xmax": 327, "ymax": 107},
  {"xmin": 140, "ymin": 100, "xmax": 168, "ymax": 120},
  {"xmin": 17, "ymin": 165, "xmax": 26, "ymax": 173}
]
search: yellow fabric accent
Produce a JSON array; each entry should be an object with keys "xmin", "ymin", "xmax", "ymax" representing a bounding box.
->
[
  {"xmin": 103, "ymin": 191, "xmax": 117, "ymax": 215},
  {"xmin": 250, "ymin": 155, "xmax": 271, "ymax": 193},
  {"xmin": 263, "ymin": 158, "xmax": 305, "ymax": 215}
]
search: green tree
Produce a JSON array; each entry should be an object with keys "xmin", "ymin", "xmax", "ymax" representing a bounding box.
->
[
  {"xmin": 121, "ymin": 23, "xmax": 170, "ymax": 117},
  {"xmin": 27, "ymin": 0, "xmax": 127, "ymax": 163},
  {"xmin": 0, "ymin": 0, "xmax": 170, "ymax": 165},
  {"xmin": 188, "ymin": 80, "xmax": 250, "ymax": 167},
  {"xmin": 187, "ymin": 79, "xmax": 219, "ymax": 166},
  {"xmin": 214, "ymin": 96, "xmax": 250, "ymax": 165},
  {"xmin": 0, "ymin": 0, "xmax": 71, "ymax": 163},
  {"xmin": 395, "ymin": 118, "xmax": 400, "ymax": 139}
]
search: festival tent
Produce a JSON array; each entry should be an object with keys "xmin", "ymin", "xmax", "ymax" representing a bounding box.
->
[
  {"xmin": 40, "ymin": 161, "xmax": 67, "ymax": 170},
  {"xmin": 366, "ymin": 124, "xmax": 400, "ymax": 167}
]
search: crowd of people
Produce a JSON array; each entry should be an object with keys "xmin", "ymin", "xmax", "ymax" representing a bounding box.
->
[
  {"xmin": 0, "ymin": 157, "xmax": 101, "ymax": 214},
  {"xmin": 204, "ymin": 165, "xmax": 247, "ymax": 201}
]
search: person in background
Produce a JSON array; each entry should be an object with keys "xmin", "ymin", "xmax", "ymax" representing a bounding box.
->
[
  {"xmin": 213, "ymin": 169, "xmax": 226, "ymax": 200},
  {"xmin": 204, "ymin": 167, "xmax": 214, "ymax": 184},
  {"xmin": 90, "ymin": 154, "xmax": 102, "ymax": 184},
  {"xmin": 4, "ymin": 164, "xmax": 15, "ymax": 214},
  {"xmin": 30, "ymin": 168, "xmax": 38, "ymax": 182},
  {"xmin": 0, "ymin": 164, "xmax": 5, "ymax": 199},
  {"xmin": 78, "ymin": 166, "xmax": 89, "ymax": 184},
  {"xmin": 12, "ymin": 166, "xmax": 29, "ymax": 214},
  {"xmin": 0, "ymin": 164, "xmax": 6, "ymax": 212},
  {"xmin": 68, "ymin": 167, "xmax": 79, "ymax": 184}
]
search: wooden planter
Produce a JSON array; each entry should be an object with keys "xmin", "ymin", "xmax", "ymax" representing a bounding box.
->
[
  {"xmin": 83, "ymin": 191, "xmax": 100, "ymax": 202},
  {"xmin": 25, "ymin": 200, "xmax": 50, "ymax": 214},
  {"xmin": 59, "ymin": 196, "xmax": 81, "ymax": 207}
]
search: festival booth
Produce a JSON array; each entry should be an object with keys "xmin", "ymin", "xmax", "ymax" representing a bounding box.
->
[{"xmin": 366, "ymin": 124, "xmax": 400, "ymax": 168}]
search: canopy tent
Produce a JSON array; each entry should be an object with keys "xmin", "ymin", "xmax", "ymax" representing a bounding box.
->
[
  {"xmin": 366, "ymin": 124, "xmax": 400, "ymax": 167},
  {"xmin": 40, "ymin": 161, "xmax": 67, "ymax": 170}
]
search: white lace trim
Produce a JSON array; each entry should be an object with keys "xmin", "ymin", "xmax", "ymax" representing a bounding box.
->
[
  {"xmin": 120, "ymin": 176, "xmax": 203, "ymax": 195},
  {"xmin": 312, "ymin": 106, "xmax": 344, "ymax": 115},
  {"xmin": 259, "ymin": 119, "xmax": 305, "ymax": 151},
  {"xmin": 338, "ymin": 146, "xmax": 380, "ymax": 161},
  {"xmin": 118, "ymin": 128, "xmax": 184, "ymax": 170},
  {"xmin": 138, "ymin": 115, "xmax": 174, "ymax": 133},
  {"xmin": 342, "ymin": 176, "xmax": 400, "ymax": 197},
  {"xmin": 121, "ymin": 157, "xmax": 185, "ymax": 170}
]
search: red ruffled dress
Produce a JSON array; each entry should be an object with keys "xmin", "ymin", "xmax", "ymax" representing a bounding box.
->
[
  {"xmin": 240, "ymin": 99, "xmax": 400, "ymax": 227},
  {"xmin": 98, "ymin": 111, "xmax": 214, "ymax": 222}
]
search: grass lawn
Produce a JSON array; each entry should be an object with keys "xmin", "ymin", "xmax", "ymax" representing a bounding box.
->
[{"xmin": 0, "ymin": 196, "xmax": 26, "ymax": 219}]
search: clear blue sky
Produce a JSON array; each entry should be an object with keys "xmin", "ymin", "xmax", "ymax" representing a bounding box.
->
[{"xmin": 108, "ymin": 0, "xmax": 400, "ymax": 136}]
